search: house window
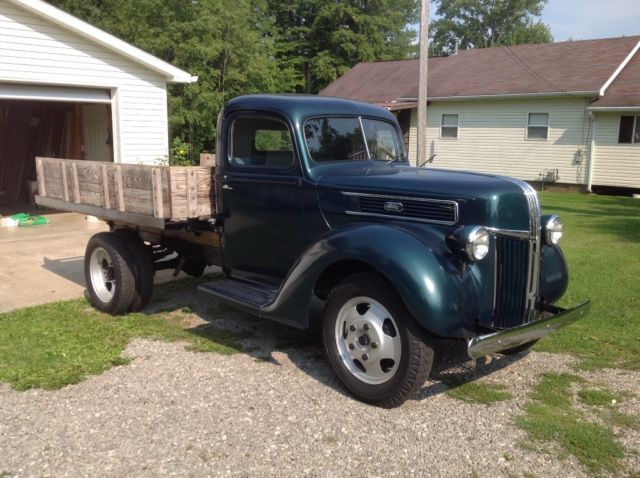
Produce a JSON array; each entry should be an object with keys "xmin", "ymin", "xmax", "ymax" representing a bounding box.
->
[
  {"xmin": 441, "ymin": 114, "xmax": 459, "ymax": 138},
  {"xmin": 527, "ymin": 113, "xmax": 549, "ymax": 139},
  {"xmin": 618, "ymin": 115, "xmax": 640, "ymax": 144}
]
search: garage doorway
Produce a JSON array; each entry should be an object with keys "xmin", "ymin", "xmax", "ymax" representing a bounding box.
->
[{"xmin": 0, "ymin": 84, "xmax": 112, "ymax": 214}]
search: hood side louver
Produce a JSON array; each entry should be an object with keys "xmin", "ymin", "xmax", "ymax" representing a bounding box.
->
[{"xmin": 342, "ymin": 192, "xmax": 458, "ymax": 225}]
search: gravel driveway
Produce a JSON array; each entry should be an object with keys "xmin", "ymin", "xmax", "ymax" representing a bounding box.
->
[{"xmin": 1, "ymin": 296, "xmax": 639, "ymax": 477}]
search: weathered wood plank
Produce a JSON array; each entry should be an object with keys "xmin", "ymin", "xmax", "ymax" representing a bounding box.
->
[
  {"xmin": 71, "ymin": 162, "xmax": 80, "ymax": 204},
  {"xmin": 60, "ymin": 161, "xmax": 69, "ymax": 202},
  {"xmin": 75, "ymin": 161, "xmax": 102, "ymax": 185},
  {"xmin": 121, "ymin": 167, "xmax": 153, "ymax": 191},
  {"xmin": 114, "ymin": 164, "xmax": 125, "ymax": 212},
  {"xmin": 187, "ymin": 169, "xmax": 197, "ymax": 218},
  {"xmin": 36, "ymin": 196, "xmax": 166, "ymax": 230},
  {"xmin": 151, "ymin": 168, "xmax": 164, "ymax": 218},
  {"xmin": 101, "ymin": 164, "xmax": 111, "ymax": 209},
  {"xmin": 78, "ymin": 181, "xmax": 104, "ymax": 207},
  {"xmin": 36, "ymin": 158, "xmax": 46, "ymax": 197},
  {"xmin": 35, "ymin": 158, "xmax": 216, "ymax": 223}
]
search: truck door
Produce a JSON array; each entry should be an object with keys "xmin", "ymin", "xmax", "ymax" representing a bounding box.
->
[{"xmin": 218, "ymin": 114, "xmax": 304, "ymax": 283}]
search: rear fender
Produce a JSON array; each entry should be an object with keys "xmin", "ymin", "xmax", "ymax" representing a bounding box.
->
[{"xmin": 262, "ymin": 223, "xmax": 478, "ymax": 337}]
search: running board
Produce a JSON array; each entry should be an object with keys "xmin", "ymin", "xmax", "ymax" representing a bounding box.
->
[{"xmin": 198, "ymin": 278, "xmax": 278, "ymax": 314}]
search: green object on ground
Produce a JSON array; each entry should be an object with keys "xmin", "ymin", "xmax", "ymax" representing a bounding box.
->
[{"xmin": 10, "ymin": 213, "xmax": 49, "ymax": 226}]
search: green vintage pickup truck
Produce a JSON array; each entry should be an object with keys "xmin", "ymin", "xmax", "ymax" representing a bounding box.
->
[{"xmin": 37, "ymin": 95, "xmax": 589, "ymax": 407}]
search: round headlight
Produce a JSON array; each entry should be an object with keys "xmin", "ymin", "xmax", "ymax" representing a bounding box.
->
[
  {"xmin": 544, "ymin": 215, "xmax": 563, "ymax": 245},
  {"xmin": 466, "ymin": 226, "xmax": 490, "ymax": 261}
]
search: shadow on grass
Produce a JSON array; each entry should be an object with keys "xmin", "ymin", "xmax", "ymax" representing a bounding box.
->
[
  {"xmin": 541, "ymin": 194, "xmax": 640, "ymax": 242},
  {"xmin": 416, "ymin": 339, "xmax": 527, "ymax": 401}
]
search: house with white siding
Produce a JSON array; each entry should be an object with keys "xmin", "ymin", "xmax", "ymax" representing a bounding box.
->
[
  {"xmin": 321, "ymin": 36, "xmax": 640, "ymax": 193},
  {"xmin": 0, "ymin": 0, "xmax": 195, "ymax": 207}
]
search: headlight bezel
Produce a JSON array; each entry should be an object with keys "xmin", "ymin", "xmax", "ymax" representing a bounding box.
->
[
  {"xmin": 466, "ymin": 226, "xmax": 490, "ymax": 261},
  {"xmin": 543, "ymin": 214, "xmax": 564, "ymax": 245},
  {"xmin": 447, "ymin": 225, "xmax": 490, "ymax": 262}
]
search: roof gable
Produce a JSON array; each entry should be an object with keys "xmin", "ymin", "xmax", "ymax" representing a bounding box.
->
[
  {"xmin": 591, "ymin": 41, "xmax": 640, "ymax": 109},
  {"xmin": 321, "ymin": 36, "xmax": 640, "ymax": 105},
  {"xmin": 4, "ymin": 0, "xmax": 196, "ymax": 83}
]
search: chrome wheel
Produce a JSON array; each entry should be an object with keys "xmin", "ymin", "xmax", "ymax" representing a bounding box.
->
[
  {"xmin": 89, "ymin": 246, "xmax": 116, "ymax": 303},
  {"xmin": 334, "ymin": 296, "xmax": 401, "ymax": 385}
]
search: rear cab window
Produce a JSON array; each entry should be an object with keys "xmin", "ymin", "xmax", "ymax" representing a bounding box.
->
[{"xmin": 229, "ymin": 117, "xmax": 295, "ymax": 169}]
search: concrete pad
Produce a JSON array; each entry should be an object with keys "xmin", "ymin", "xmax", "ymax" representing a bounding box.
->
[
  {"xmin": 0, "ymin": 212, "xmax": 218, "ymax": 314},
  {"xmin": 0, "ymin": 213, "xmax": 108, "ymax": 313}
]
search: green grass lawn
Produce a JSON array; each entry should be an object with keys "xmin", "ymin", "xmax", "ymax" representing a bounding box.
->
[
  {"xmin": 536, "ymin": 192, "xmax": 640, "ymax": 370},
  {"xmin": 0, "ymin": 280, "xmax": 250, "ymax": 391}
]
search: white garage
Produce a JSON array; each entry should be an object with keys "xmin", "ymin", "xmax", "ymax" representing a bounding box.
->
[{"xmin": 0, "ymin": 0, "xmax": 195, "ymax": 208}]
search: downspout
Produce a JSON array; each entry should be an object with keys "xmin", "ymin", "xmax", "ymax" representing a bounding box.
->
[{"xmin": 586, "ymin": 111, "xmax": 596, "ymax": 192}]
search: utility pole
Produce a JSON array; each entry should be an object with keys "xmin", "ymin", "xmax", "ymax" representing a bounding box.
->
[{"xmin": 417, "ymin": 0, "xmax": 429, "ymax": 167}]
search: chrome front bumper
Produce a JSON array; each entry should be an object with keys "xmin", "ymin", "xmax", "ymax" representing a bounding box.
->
[{"xmin": 467, "ymin": 301, "xmax": 590, "ymax": 360}]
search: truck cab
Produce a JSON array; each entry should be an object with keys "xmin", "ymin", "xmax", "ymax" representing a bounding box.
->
[{"xmin": 72, "ymin": 94, "xmax": 589, "ymax": 407}]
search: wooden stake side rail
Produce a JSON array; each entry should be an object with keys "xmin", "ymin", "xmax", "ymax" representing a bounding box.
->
[{"xmin": 35, "ymin": 157, "xmax": 216, "ymax": 227}]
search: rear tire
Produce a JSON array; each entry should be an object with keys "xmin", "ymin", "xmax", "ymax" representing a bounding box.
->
[
  {"xmin": 84, "ymin": 232, "xmax": 136, "ymax": 315},
  {"xmin": 323, "ymin": 272, "xmax": 434, "ymax": 408},
  {"xmin": 115, "ymin": 229, "xmax": 154, "ymax": 311}
]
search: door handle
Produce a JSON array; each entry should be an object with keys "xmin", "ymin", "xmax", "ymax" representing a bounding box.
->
[{"xmin": 222, "ymin": 184, "xmax": 234, "ymax": 190}]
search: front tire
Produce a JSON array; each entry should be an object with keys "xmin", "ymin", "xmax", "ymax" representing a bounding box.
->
[
  {"xmin": 323, "ymin": 272, "xmax": 434, "ymax": 408},
  {"xmin": 84, "ymin": 232, "xmax": 136, "ymax": 315}
]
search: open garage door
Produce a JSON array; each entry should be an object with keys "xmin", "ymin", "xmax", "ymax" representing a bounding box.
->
[
  {"xmin": 0, "ymin": 84, "xmax": 113, "ymax": 211},
  {"xmin": 0, "ymin": 83, "xmax": 110, "ymax": 103}
]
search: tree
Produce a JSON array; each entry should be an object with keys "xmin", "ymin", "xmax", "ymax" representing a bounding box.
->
[
  {"xmin": 49, "ymin": 0, "xmax": 285, "ymax": 156},
  {"xmin": 47, "ymin": 0, "xmax": 420, "ymax": 156},
  {"xmin": 268, "ymin": 0, "xmax": 420, "ymax": 93},
  {"xmin": 429, "ymin": 0, "xmax": 553, "ymax": 56}
]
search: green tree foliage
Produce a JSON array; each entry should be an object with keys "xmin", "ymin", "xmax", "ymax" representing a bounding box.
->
[
  {"xmin": 269, "ymin": 0, "xmax": 420, "ymax": 93},
  {"xmin": 48, "ymin": 0, "xmax": 418, "ymax": 158},
  {"xmin": 49, "ymin": 0, "xmax": 285, "ymax": 157},
  {"xmin": 430, "ymin": 0, "xmax": 553, "ymax": 56}
]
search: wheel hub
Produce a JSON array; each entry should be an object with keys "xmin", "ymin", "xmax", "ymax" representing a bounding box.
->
[
  {"xmin": 89, "ymin": 246, "xmax": 116, "ymax": 303},
  {"xmin": 358, "ymin": 333, "xmax": 371, "ymax": 347},
  {"xmin": 334, "ymin": 296, "xmax": 401, "ymax": 385}
]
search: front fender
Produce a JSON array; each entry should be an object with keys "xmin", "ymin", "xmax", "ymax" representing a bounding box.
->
[
  {"xmin": 539, "ymin": 244, "xmax": 569, "ymax": 305},
  {"xmin": 262, "ymin": 222, "xmax": 479, "ymax": 337}
]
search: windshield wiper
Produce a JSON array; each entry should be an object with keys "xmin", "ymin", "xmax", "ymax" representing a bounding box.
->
[
  {"xmin": 385, "ymin": 156, "xmax": 406, "ymax": 165},
  {"xmin": 417, "ymin": 153, "xmax": 437, "ymax": 168}
]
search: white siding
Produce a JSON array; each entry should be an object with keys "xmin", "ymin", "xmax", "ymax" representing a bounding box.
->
[
  {"xmin": 0, "ymin": 0, "xmax": 169, "ymax": 164},
  {"xmin": 591, "ymin": 113, "xmax": 640, "ymax": 188},
  {"xmin": 408, "ymin": 98, "xmax": 592, "ymax": 185}
]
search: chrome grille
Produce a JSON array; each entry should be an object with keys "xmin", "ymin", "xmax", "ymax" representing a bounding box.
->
[
  {"xmin": 494, "ymin": 237, "xmax": 530, "ymax": 328},
  {"xmin": 492, "ymin": 178, "xmax": 542, "ymax": 328}
]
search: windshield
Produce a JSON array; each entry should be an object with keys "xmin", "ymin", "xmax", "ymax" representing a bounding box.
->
[{"xmin": 304, "ymin": 116, "xmax": 404, "ymax": 162}]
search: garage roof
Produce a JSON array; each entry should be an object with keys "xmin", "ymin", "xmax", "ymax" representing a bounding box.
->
[{"xmin": 5, "ymin": 0, "xmax": 197, "ymax": 84}]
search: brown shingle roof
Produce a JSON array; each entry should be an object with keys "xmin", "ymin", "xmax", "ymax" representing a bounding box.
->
[
  {"xmin": 592, "ymin": 44, "xmax": 640, "ymax": 108},
  {"xmin": 320, "ymin": 36, "xmax": 640, "ymax": 106}
]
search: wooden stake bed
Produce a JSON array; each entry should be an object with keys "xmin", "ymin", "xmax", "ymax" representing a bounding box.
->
[{"xmin": 35, "ymin": 157, "xmax": 217, "ymax": 230}]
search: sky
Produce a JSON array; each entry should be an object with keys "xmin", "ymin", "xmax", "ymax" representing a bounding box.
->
[
  {"xmin": 420, "ymin": 0, "xmax": 640, "ymax": 43},
  {"xmin": 540, "ymin": 0, "xmax": 640, "ymax": 41}
]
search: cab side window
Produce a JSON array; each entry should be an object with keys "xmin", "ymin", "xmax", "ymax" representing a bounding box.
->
[{"xmin": 229, "ymin": 117, "xmax": 294, "ymax": 169}]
